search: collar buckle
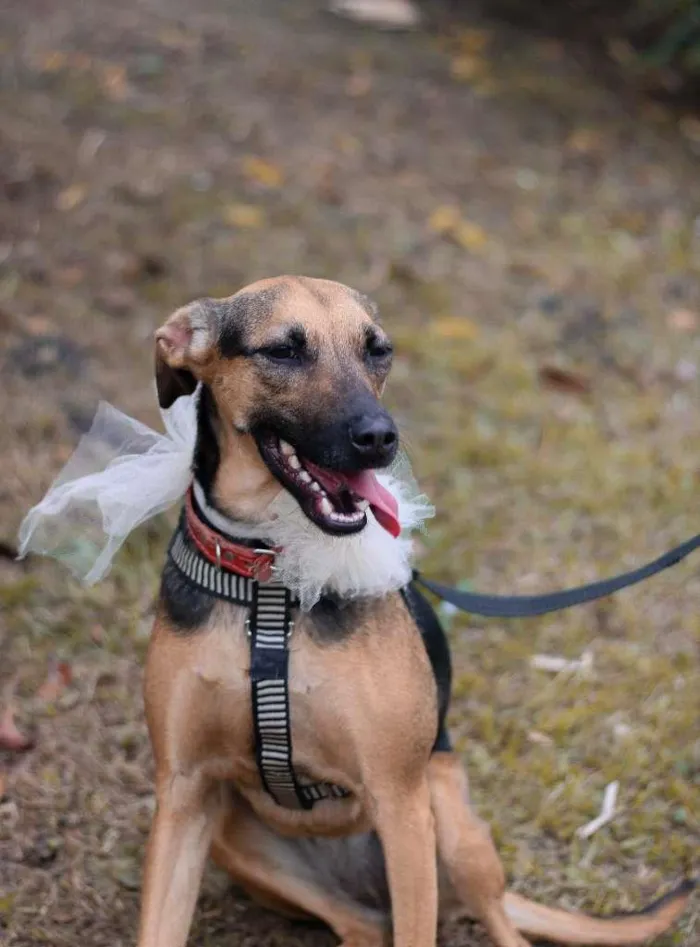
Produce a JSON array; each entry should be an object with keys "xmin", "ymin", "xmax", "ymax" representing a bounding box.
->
[
  {"xmin": 185, "ymin": 487, "xmax": 282, "ymax": 582},
  {"xmin": 250, "ymin": 548, "xmax": 277, "ymax": 583}
]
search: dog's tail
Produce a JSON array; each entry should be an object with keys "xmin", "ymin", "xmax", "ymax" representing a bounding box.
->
[{"xmin": 504, "ymin": 878, "xmax": 695, "ymax": 945}]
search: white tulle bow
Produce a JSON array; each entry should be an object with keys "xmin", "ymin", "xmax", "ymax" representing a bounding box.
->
[{"xmin": 18, "ymin": 391, "xmax": 197, "ymax": 583}]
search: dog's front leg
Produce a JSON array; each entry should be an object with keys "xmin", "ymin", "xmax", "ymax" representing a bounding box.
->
[
  {"xmin": 372, "ymin": 777, "xmax": 438, "ymax": 947},
  {"xmin": 137, "ymin": 769, "xmax": 222, "ymax": 947},
  {"xmin": 428, "ymin": 752, "xmax": 529, "ymax": 947}
]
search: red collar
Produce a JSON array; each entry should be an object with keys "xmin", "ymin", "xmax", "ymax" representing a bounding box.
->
[{"xmin": 184, "ymin": 487, "xmax": 278, "ymax": 582}]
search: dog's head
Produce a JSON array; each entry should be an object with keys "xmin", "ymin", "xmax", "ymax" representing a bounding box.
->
[{"xmin": 155, "ymin": 276, "xmax": 400, "ymax": 537}]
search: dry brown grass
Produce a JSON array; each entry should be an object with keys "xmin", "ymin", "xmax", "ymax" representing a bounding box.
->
[{"xmin": 1, "ymin": 1, "xmax": 698, "ymax": 944}]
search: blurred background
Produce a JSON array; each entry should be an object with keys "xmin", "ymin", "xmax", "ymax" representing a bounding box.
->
[{"xmin": 1, "ymin": 1, "xmax": 698, "ymax": 944}]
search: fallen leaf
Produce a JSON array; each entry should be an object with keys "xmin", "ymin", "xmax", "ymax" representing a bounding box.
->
[
  {"xmin": 527, "ymin": 730, "xmax": 554, "ymax": 746},
  {"xmin": 456, "ymin": 28, "xmax": 490, "ymax": 54},
  {"xmin": 157, "ymin": 27, "xmax": 199, "ymax": 51},
  {"xmin": 328, "ymin": 0, "xmax": 421, "ymax": 29},
  {"xmin": 242, "ymin": 156, "xmax": 283, "ymax": 189},
  {"xmin": 565, "ymin": 128, "xmax": 604, "ymax": 155},
  {"xmin": 37, "ymin": 659, "xmax": 73, "ymax": 702},
  {"xmin": 24, "ymin": 316, "xmax": 54, "ymax": 336},
  {"xmin": 55, "ymin": 184, "xmax": 86, "ymax": 212},
  {"xmin": 667, "ymin": 308, "xmax": 697, "ymax": 332},
  {"xmin": 450, "ymin": 55, "xmax": 485, "ymax": 82},
  {"xmin": 40, "ymin": 765, "xmax": 61, "ymax": 787},
  {"xmin": 428, "ymin": 206, "xmax": 487, "ymax": 252},
  {"xmin": 0, "ymin": 893, "xmax": 16, "ymax": 920},
  {"xmin": 431, "ymin": 316, "xmax": 479, "ymax": 340},
  {"xmin": 452, "ymin": 220, "xmax": 488, "ymax": 251},
  {"xmin": 69, "ymin": 52, "xmax": 92, "ymax": 72},
  {"xmin": 100, "ymin": 64, "xmax": 129, "ymax": 101},
  {"xmin": 222, "ymin": 203, "xmax": 265, "ymax": 229},
  {"xmin": 531, "ymin": 651, "xmax": 593, "ymax": 674},
  {"xmin": 538, "ymin": 365, "xmax": 591, "ymax": 397},
  {"xmin": 39, "ymin": 50, "xmax": 67, "ymax": 73},
  {"xmin": 0, "ymin": 707, "xmax": 33, "ymax": 752},
  {"xmin": 428, "ymin": 205, "xmax": 461, "ymax": 234},
  {"xmin": 472, "ymin": 79, "xmax": 499, "ymax": 99},
  {"xmin": 345, "ymin": 72, "xmax": 372, "ymax": 96},
  {"xmin": 55, "ymin": 265, "xmax": 85, "ymax": 288}
]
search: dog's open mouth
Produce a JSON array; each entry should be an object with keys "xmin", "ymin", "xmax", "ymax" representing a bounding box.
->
[{"xmin": 257, "ymin": 435, "xmax": 400, "ymax": 537}]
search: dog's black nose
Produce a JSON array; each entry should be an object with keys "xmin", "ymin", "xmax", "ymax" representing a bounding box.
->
[{"xmin": 349, "ymin": 415, "xmax": 398, "ymax": 464}]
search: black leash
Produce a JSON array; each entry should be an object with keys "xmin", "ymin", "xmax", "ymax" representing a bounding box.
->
[{"xmin": 413, "ymin": 531, "xmax": 700, "ymax": 619}]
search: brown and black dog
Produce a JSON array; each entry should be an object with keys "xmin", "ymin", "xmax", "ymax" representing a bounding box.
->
[{"xmin": 139, "ymin": 276, "xmax": 693, "ymax": 947}]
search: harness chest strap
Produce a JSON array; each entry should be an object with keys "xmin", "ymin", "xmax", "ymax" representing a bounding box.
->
[
  {"xmin": 169, "ymin": 501, "xmax": 349, "ymax": 811},
  {"xmin": 248, "ymin": 582, "xmax": 349, "ymax": 809}
]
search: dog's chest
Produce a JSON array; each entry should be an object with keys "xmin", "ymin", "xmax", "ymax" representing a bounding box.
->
[
  {"xmin": 149, "ymin": 593, "xmax": 438, "ymax": 825},
  {"xmin": 285, "ymin": 598, "xmax": 439, "ymax": 778}
]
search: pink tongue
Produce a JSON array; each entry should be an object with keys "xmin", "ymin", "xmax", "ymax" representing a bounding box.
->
[
  {"xmin": 341, "ymin": 470, "xmax": 401, "ymax": 538},
  {"xmin": 303, "ymin": 462, "xmax": 401, "ymax": 537}
]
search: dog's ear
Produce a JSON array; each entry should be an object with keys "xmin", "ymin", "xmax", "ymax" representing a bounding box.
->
[{"xmin": 154, "ymin": 300, "xmax": 217, "ymax": 409}]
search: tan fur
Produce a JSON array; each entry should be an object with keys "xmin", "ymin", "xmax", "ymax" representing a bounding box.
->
[{"xmin": 138, "ymin": 276, "xmax": 693, "ymax": 947}]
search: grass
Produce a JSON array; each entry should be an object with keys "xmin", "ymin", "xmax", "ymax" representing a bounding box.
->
[{"xmin": 1, "ymin": 0, "xmax": 698, "ymax": 944}]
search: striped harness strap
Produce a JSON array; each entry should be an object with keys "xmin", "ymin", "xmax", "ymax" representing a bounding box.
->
[{"xmin": 168, "ymin": 522, "xmax": 350, "ymax": 811}]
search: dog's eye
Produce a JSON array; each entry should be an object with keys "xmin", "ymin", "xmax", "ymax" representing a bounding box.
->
[{"xmin": 260, "ymin": 345, "xmax": 301, "ymax": 363}]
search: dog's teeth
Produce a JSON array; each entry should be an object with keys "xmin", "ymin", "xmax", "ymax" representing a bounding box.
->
[
  {"xmin": 320, "ymin": 498, "xmax": 333, "ymax": 516},
  {"xmin": 299, "ymin": 471, "xmax": 311, "ymax": 483},
  {"xmin": 329, "ymin": 510, "xmax": 362, "ymax": 524},
  {"xmin": 357, "ymin": 499, "xmax": 369, "ymax": 511},
  {"xmin": 280, "ymin": 440, "xmax": 295, "ymax": 457},
  {"xmin": 310, "ymin": 482, "xmax": 321, "ymax": 492},
  {"xmin": 288, "ymin": 454, "xmax": 301, "ymax": 470}
]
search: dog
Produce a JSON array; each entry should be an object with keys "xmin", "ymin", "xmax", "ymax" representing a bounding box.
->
[{"xmin": 139, "ymin": 275, "xmax": 693, "ymax": 947}]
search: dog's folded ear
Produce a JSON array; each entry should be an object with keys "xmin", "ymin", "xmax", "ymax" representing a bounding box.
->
[{"xmin": 155, "ymin": 300, "xmax": 218, "ymax": 408}]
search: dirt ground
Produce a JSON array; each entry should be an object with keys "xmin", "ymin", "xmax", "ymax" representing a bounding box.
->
[{"xmin": 0, "ymin": 1, "xmax": 698, "ymax": 945}]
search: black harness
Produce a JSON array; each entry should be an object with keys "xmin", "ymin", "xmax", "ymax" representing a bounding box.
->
[{"xmin": 169, "ymin": 527, "xmax": 350, "ymax": 810}]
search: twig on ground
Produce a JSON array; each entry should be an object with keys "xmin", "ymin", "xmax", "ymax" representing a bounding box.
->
[{"xmin": 576, "ymin": 781, "xmax": 619, "ymax": 840}]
